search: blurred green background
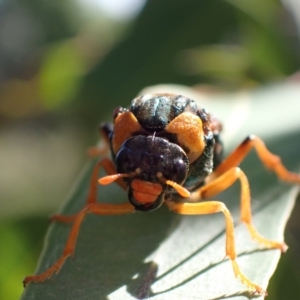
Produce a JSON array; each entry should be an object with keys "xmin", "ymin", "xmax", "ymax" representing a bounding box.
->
[{"xmin": 1, "ymin": 0, "xmax": 300, "ymax": 299}]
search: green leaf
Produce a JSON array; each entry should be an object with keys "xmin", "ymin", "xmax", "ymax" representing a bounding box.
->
[
  {"xmin": 39, "ymin": 42, "xmax": 86, "ymax": 110},
  {"xmin": 21, "ymin": 83, "xmax": 300, "ymax": 300}
]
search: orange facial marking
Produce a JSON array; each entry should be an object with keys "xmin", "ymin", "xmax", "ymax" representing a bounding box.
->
[
  {"xmin": 131, "ymin": 179, "xmax": 163, "ymax": 203},
  {"xmin": 133, "ymin": 191, "xmax": 157, "ymax": 203},
  {"xmin": 112, "ymin": 111, "xmax": 144, "ymax": 154},
  {"xmin": 165, "ymin": 112, "xmax": 205, "ymax": 162}
]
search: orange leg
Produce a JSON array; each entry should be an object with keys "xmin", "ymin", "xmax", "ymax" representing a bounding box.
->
[
  {"xmin": 87, "ymin": 124, "xmax": 112, "ymax": 157},
  {"xmin": 87, "ymin": 144, "xmax": 109, "ymax": 157},
  {"xmin": 51, "ymin": 123, "xmax": 117, "ymax": 224},
  {"xmin": 166, "ymin": 200, "xmax": 266, "ymax": 295},
  {"xmin": 23, "ymin": 202, "xmax": 135, "ymax": 286},
  {"xmin": 189, "ymin": 167, "xmax": 286, "ymax": 251},
  {"xmin": 50, "ymin": 158, "xmax": 127, "ymax": 224},
  {"xmin": 211, "ymin": 135, "xmax": 300, "ymax": 183}
]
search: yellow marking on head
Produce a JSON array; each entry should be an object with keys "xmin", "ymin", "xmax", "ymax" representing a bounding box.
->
[
  {"xmin": 165, "ymin": 112, "xmax": 205, "ymax": 162},
  {"xmin": 112, "ymin": 111, "xmax": 144, "ymax": 154}
]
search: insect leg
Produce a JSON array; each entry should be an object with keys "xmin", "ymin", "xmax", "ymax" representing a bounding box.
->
[
  {"xmin": 87, "ymin": 123, "xmax": 112, "ymax": 157},
  {"xmin": 189, "ymin": 167, "xmax": 286, "ymax": 251},
  {"xmin": 23, "ymin": 202, "xmax": 135, "ymax": 286},
  {"xmin": 211, "ymin": 135, "xmax": 300, "ymax": 183},
  {"xmin": 166, "ymin": 200, "xmax": 266, "ymax": 295},
  {"xmin": 51, "ymin": 157, "xmax": 127, "ymax": 223}
]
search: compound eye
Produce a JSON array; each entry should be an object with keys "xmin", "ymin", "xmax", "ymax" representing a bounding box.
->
[
  {"xmin": 170, "ymin": 158, "xmax": 187, "ymax": 184},
  {"xmin": 113, "ymin": 106, "xmax": 125, "ymax": 119},
  {"xmin": 115, "ymin": 147, "xmax": 133, "ymax": 173}
]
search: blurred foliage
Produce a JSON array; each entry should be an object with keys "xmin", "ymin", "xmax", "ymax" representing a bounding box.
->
[
  {"xmin": 0, "ymin": 218, "xmax": 48, "ymax": 300},
  {"xmin": 39, "ymin": 41, "xmax": 86, "ymax": 109},
  {"xmin": 268, "ymin": 195, "xmax": 300, "ymax": 299},
  {"xmin": 1, "ymin": 0, "xmax": 299, "ymax": 122},
  {"xmin": 0, "ymin": 0, "xmax": 300, "ymax": 299}
]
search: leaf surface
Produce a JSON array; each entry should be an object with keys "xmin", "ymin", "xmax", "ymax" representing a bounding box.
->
[{"xmin": 21, "ymin": 83, "xmax": 300, "ymax": 300}]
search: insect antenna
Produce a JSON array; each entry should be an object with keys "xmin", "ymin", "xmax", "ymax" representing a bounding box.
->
[
  {"xmin": 99, "ymin": 167, "xmax": 141, "ymax": 185},
  {"xmin": 165, "ymin": 180, "xmax": 190, "ymax": 197},
  {"xmin": 156, "ymin": 172, "xmax": 190, "ymax": 198},
  {"xmin": 98, "ymin": 173, "xmax": 130, "ymax": 185}
]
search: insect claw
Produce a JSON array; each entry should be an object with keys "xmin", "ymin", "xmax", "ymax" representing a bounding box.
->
[{"xmin": 280, "ymin": 242, "xmax": 288, "ymax": 253}]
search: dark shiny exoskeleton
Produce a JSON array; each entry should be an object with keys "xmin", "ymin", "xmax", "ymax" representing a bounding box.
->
[{"xmin": 104, "ymin": 94, "xmax": 223, "ymax": 211}]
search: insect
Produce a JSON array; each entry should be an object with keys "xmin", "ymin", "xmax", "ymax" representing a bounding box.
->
[{"xmin": 23, "ymin": 93, "xmax": 300, "ymax": 295}]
